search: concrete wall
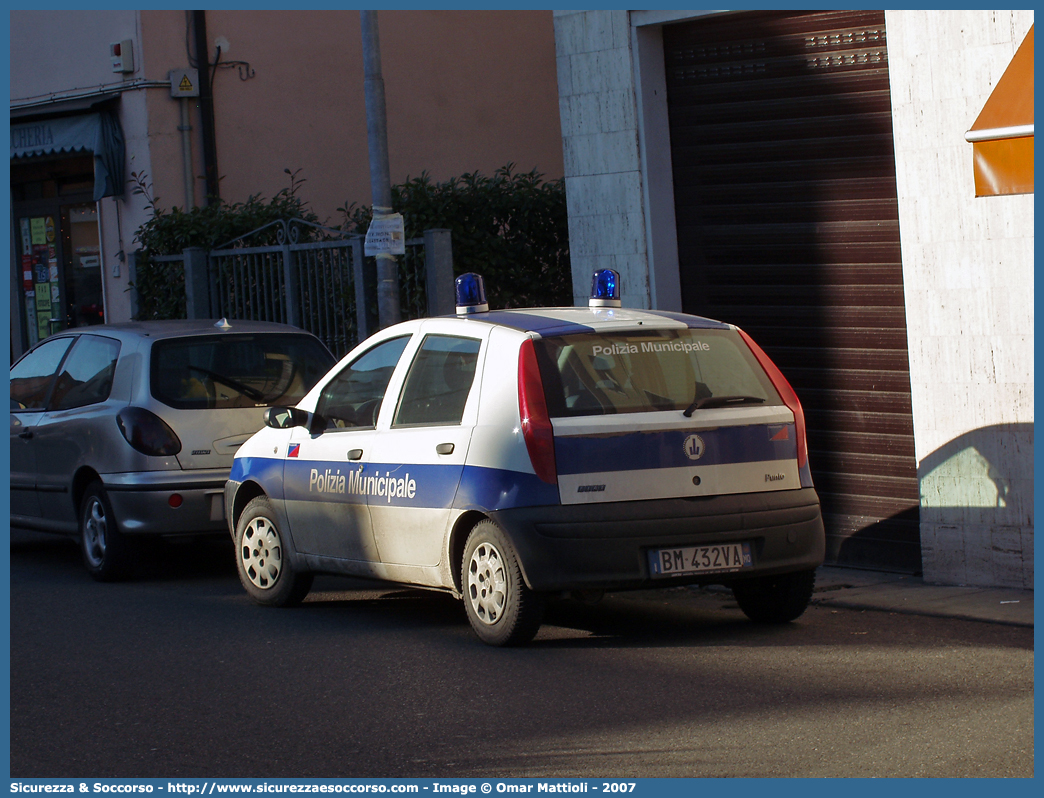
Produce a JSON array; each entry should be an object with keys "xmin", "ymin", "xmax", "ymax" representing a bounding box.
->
[
  {"xmin": 10, "ymin": 9, "xmax": 153, "ymax": 326},
  {"xmin": 9, "ymin": 10, "xmax": 139, "ymax": 97},
  {"xmin": 140, "ymin": 9, "xmax": 564, "ymax": 228},
  {"xmin": 885, "ymin": 10, "xmax": 1034, "ymax": 588}
]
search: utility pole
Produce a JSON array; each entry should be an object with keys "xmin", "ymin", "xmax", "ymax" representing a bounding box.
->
[{"xmin": 360, "ymin": 10, "xmax": 401, "ymax": 328}]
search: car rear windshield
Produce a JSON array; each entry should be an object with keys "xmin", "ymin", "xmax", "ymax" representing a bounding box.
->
[
  {"xmin": 533, "ymin": 328, "xmax": 782, "ymax": 418},
  {"xmin": 151, "ymin": 333, "xmax": 335, "ymax": 410}
]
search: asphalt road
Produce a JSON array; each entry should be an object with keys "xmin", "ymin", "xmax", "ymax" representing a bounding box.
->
[{"xmin": 8, "ymin": 530, "xmax": 1034, "ymax": 778}]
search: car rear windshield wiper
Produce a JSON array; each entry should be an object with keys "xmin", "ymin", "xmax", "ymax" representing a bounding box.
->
[
  {"xmin": 188, "ymin": 365, "xmax": 265, "ymax": 401},
  {"xmin": 683, "ymin": 394, "xmax": 765, "ymax": 417}
]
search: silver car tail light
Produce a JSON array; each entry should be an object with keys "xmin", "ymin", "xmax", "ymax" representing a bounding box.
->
[{"xmin": 116, "ymin": 407, "xmax": 182, "ymax": 457}]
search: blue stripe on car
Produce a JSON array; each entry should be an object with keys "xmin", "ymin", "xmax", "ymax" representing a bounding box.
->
[
  {"xmin": 277, "ymin": 460, "xmax": 560, "ymax": 511},
  {"xmin": 230, "ymin": 457, "xmax": 286, "ymax": 500},
  {"xmin": 455, "ymin": 464, "xmax": 560, "ymax": 510},
  {"xmin": 554, "ymin": 424, "xmax": 798, "ymax": 474}
]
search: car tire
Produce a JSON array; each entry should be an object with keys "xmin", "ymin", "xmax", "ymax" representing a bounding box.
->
[
  {"xmin": 235, "ymin": 496, "xmax": 313, "ymax": 607},
  {"xmin": 80, "ymin": 481, "xmax": 132, "ymax": 582},
  {"xmin": 462, "ymin": 520, "xmax": 544, "ymax": 646},
  {"xmin": 732, "ymin": 569, "xmax": 816, "ymax": 624}
]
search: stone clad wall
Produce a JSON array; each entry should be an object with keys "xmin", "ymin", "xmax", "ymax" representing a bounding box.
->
[
  {"xmin": 553, "ymin": 10, "xmax": 650, "ymax": 308},
  {"xmin": 886, "ymin": 10, "xmax": 1034, "ymax": 588}
]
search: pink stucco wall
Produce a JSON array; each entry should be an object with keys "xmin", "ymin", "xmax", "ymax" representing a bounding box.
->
[{"xmin": 140, "ymin": 10, "xmax": 563, "ymax": 225}]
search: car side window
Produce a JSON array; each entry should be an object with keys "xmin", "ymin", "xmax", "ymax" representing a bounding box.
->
[
  {"xmin": 50, "ymin": 335, "xmax": 122, "ymax": 411},
  {"xmin": 10, "ymin": 337, "xmax": 75, "ymax": 410},
  {"xmin": 315, "ymin": 336, "xmax": 410, "ymax": 431},
  {"xmin": 393, "ymin": 335, "xmax": 481, "ymax": 427}
]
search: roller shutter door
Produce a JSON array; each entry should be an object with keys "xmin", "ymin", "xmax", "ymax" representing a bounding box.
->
[{"xmin": 663, "ymin": 10, "xmax": 920, "ymax": 571}]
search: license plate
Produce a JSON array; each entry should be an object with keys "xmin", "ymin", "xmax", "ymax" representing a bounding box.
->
[{"xmin": 648, "ymin": 542, "xmax": 752, "ymax": 577}]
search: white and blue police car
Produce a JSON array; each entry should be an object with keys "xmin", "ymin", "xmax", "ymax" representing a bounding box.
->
[{"xmin": 225, "ymin": 270, "xmax": 825, "ymax": 645}]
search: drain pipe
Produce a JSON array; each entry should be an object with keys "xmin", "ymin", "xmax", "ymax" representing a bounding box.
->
[
  {"xmin": 179, "ymin": 97, "xmax": 195, "ymax": 208},
  {"xmin": 192, "ymin": 10, "xmax": 220, "ymax": 204}
]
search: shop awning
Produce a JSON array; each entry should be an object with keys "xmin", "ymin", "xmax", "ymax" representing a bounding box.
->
[
  {"xmin": 10, "ymin": 109, "xmax": 125, "ymax": 200},
  {"xmin": 965, "ymin": 25, "xmax": 1034, "ymax": 197}
]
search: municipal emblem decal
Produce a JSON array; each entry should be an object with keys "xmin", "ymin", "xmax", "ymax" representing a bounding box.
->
[
  {"xmin": 288, "ymin": 444, "xmax": 301, "ymax": 458},
  {"xmin": 683, "ymin": 434, "xmax": 705, "ymax": 461}
]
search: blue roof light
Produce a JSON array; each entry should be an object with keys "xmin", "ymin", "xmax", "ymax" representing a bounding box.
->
[
  {"xmin": 589, "ymin": 268, "xmax": 621, "ymax": 308},
  {"xmin": 455, "ymin": 272, "xmax": 489, "ymax": 314}
]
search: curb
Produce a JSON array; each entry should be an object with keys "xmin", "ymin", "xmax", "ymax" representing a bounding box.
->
[{"xmin": 810, "ymin": 566, "xmax": 1034, "ymax": 628}]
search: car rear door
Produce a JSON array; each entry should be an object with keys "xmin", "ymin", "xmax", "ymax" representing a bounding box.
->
[{"xmin": 366, "ymin": 329, "xmax": 486, "ymax": 567}]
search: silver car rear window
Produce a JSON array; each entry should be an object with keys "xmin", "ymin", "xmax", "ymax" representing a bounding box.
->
[
  {"xmin": 533, "ymin": 328, "xmax": 781, "ymax": 417},
  {"xmin": 151, "ymin": 333, "xmax": 335, "ymax": 410}
]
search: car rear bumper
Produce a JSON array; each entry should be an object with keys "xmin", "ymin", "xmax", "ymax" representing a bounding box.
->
[
  {"xmin": 104, "ymin": 469, "xmax": 229, "ymax": 535},
  {"xmin": 489, "ymin": 487, "xmax": 825, "ymax": 592}
]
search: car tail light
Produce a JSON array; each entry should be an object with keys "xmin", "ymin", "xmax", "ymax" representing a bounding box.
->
[
  {"xmin": 736, "ymin": 328, "xmax": 808, "ymax": 469},
  {"xmin": 116, "ymin": 407, "xmax": 182, "ymax": 456},
  {"xmin": 517, "ymin": 338, "xmax": 557, "ymax": 484}
]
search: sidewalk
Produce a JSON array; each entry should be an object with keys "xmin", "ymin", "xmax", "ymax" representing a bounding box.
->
[{"xmin": 810, "ymin": 565, "xmax": 1034, "ymax": 627}]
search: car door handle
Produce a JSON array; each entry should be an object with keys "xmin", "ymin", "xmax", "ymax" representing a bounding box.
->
[
  {"xmin": 18, "ymin": 429, "xmax": 33, "ymax": 440},
  {"xmin": 347, "ymin": 449, "xmax": 363, "ymax": 460},
  {"xmin": 436, "ymin": 443, "xmax": 454, "ymax": 455}
]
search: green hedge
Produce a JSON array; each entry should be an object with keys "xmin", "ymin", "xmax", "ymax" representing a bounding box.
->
[
  {"xmin": 342, "ymin": 165, "xmax": 570, "ymax": 310},
  {"xmin": 131, "ymin": 170, "xmax": 321, "ymax": 320},
  {"xmin": 131, "ymin": 165, "xmax": 571, "ymax": 320}
]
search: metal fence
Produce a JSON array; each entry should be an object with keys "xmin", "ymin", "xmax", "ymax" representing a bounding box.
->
[
  {"xmin": 209, "ymin": 220, "xmax": 362, "ymax": 356},
  {"xmin": 132, "ymin": 220, "xmax": 453, "ymax": 358}
]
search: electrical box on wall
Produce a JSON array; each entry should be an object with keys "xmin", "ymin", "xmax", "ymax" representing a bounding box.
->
[
  {"xmin": 110, "ymin": 40, "xmax": 134, "ymax": 73},
  {"xmin": 169, "ymin": 69, "xmax": 200, "ymax": 98}
]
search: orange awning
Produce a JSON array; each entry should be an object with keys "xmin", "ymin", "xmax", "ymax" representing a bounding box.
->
[{"xmin": 965, "ymin": 25, "xmax": 1034, "ymax": 197}]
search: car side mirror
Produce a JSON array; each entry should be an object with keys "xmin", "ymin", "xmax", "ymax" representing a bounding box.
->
[{"xmin": 263, "ymin": 406, "xmax": 310, "ymax": 429}]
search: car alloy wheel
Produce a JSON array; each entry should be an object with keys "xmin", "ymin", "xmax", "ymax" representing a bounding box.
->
[
  {"xmin": 467, "ymin": 540, "xmax": 508, "ymax": 625},
  {"xmin": 240, "ymin": 516, "xmax": 283, "ymax": 589},
  {"xmin": 82, "ymin": 495, "xmax": 108, "ymax": 570},
  {"xmin": 79, "ymin": 480, "xmax": 131, "ymax": 581},
  {"xmin": 234, "ymin": 496, "xmax": 312, "ymax": 607},
  {"xmin": 461, "ymin": 520, "xmax": 544, "ymax": 646}
]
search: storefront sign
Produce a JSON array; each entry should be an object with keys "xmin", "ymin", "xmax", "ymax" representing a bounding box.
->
[
  {"xmin": 30, "ymin": 217, "xmax": 46, "ymax": 245},
  {"xmin": 10, "ymin": 111, "xmax": 125, "ymax": 200},
  {"xmin": 34, "ymin": 285, "xmax": 51, "ymax": 312}
]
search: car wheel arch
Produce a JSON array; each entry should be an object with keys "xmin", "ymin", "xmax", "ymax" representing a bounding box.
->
[
  {"xmin": 231, "ymin": 480, "xmax": 267, "ymax": 531},
  {"xmin": 71, "ymin": 467, "xmax": 103, "ymax": 524},
  {"xmin": 449, "ymin": 511, "xmax": 536, "ymax": 595},
  {"xmin": 449, "ymin": 511, "xmax": 488, "ymax": 594}
]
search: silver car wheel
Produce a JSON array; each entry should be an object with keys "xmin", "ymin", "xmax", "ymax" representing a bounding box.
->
[
  {"xmin": 82, "ymin": 496, "xmax": 108, "ymax": 569},
  {"xmin": 467, "ymin": 541, "xmax": 508, "ymax": 625},
  {"xmin": 240, "ymin": 517, "xmax": 283, "ymax": 590}
]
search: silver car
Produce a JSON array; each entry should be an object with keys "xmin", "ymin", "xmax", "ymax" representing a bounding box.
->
[{"xmin": 10, "ymin": 319, "xmax": 335, "ymax": 581}]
